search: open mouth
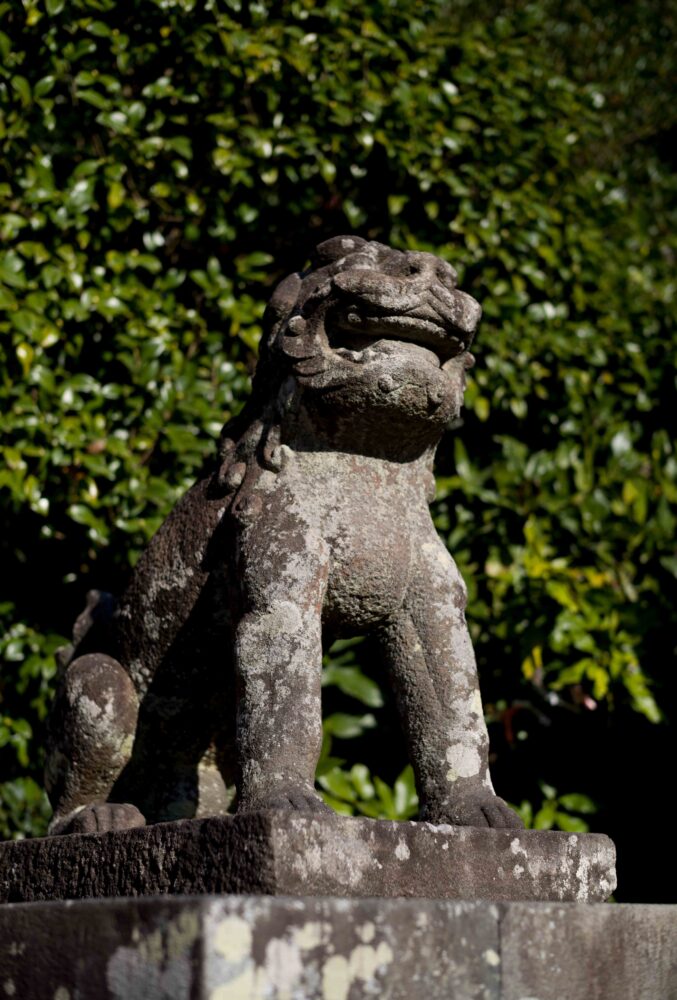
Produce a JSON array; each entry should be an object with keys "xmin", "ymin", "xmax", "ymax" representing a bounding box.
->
[
  {"xmin": 331, "ymin": 308, "xmax": 471, "ymax": 366},
  {"xmin": 328, "ymin": 324, "xmax": 475, "ymax": 376},
  {"xmin": 348, "ymin": 313, "xmax": 464, "ymax": 356}
]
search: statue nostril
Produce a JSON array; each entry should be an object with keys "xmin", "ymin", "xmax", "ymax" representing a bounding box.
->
[
  {"xmin": 403, "ymin": 252, "xmax": 432, "ymax": 277},
  {"xmin": 401, "ymin": 250, "xmax": 458, "ymax": 288}
]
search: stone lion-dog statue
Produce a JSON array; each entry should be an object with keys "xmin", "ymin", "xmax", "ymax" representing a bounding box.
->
[{"xmin": 46, "ymin": 235, "xmax": 522, "ymax": 835}]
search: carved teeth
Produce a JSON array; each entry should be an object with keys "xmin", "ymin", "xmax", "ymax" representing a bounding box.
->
[{"xmin": 336, "ymin": 348, "xmax": 370, "ymax": 363}]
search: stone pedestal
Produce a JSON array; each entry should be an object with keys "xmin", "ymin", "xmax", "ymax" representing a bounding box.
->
[
  {"xmin": 0, "ymin": 812, "xmax": 615, "ymax": 903},
  {"xmin": 1, "ymin": 815, "xmax": 670, "ymax": 998},
  {"xmin": 0, "ymin": 895, "xmax": 675, "ymax": 999}
]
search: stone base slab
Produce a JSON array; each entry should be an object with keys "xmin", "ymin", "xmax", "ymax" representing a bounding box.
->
[
  {"xmin": 0, "ymin": 895, "xmax": 675, "ymax": 999},
  {"xmin": 0, "ymin": 812, "xmax": 615, "ymax": 904}
]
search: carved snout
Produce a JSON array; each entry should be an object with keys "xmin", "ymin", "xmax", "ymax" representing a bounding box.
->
[
  {"xmin": 333, "ymin": 268, "xmax": 426, "ymax": 313},
  {"xmin": 332, "ymin": 267, "xmax": 482, "ymax": 350}
]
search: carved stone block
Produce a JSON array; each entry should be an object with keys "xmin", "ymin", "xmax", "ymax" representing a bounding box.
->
[{"xmin": 0, "ymin": 814, "xmax": 615, "ymax": 904}]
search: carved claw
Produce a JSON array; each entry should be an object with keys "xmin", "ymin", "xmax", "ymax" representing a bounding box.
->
[
  {"xmin": 422, "ymin": 791, "xmax": 524, "ymax": 830},
  {"xmin": 51, "ymin": 803, "xmax": 146, "ymax": 836},
  {"xmin": 238, "ymin": 787, "xmax": 333, "ymax": 815}
]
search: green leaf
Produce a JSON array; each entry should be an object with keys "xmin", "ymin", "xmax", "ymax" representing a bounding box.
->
[
  {"xmin": 34, "ymin": 76, "xmax": 56, "ymax": 99},
  {"xmin": 533, "ymin": 801, "xmax": 557, "ymax": 830},
  {"xmin": 349, "ymin": 764, "xmax": 375, "ymax": 801},
  {"xmin": 0, "ymin": 286, "xmax": 17, "ymax": 309},
  {"xmin": 558, "ymin": 793, "xmax": 596, "ymax": 815},
  {"xmin": 323, "ymin": 713, "xmax": 377, "ymax": 740},
  {"xmin": 11, "ymin": 77, "xmax": 31, "ymax": 107},
  {"xmin": 317, "ymin": 767, "xmax": 357, "ymax": 802},
  {"xmin": 0, "ymin": 253, "xmax": 26, "ymax": 289},
  {"xmin": 78, "ymin": 90, "xmax": 111, "ymax": 111},
  {"xmin": 321, "ymin": 665, "xmax": 384, "ymax": 707},
  {"xmin": 393, "ymin": 766, "xmax": 419, "ymax": 818},
  {"xmin": 554, "ymin": 813, "xmax": 589, "ymax": 833}
]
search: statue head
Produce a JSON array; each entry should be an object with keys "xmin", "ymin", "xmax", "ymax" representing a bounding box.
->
[{"xmin": 215, "ymin": 236, "xmax": 481, "ymax": 509}]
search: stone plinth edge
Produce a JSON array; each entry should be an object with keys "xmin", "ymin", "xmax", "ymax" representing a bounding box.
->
[
  {"xmin": 0, "ymin": 813, "xmax": 616, "ymax": 904},
  {"xmin": 0, "ymin": 896, "xmax": 675, "ymax": 1000}
]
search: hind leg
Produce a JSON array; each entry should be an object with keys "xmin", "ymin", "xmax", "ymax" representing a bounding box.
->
[{"xmin": 45, "ymin": 653, "xmax": 145, "ymax": 835}]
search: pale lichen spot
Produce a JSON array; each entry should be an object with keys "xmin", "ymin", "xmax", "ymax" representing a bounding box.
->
[
  {"xmin": 293, "ymin": 921, "xmax": 328, "ymax": 950},
  {"xmin": 445, "ymin": 744, "xmax": 481, "ymax": 781},
  {"xmin": 483, "ymin": 948, "xmax": 500, "ymax": 967},
  {"xmin": 264, "ymin": 937, "xmax": 303, "ymax": 994},
  {"xmin": 395, "ymin": 839, "xmax": 410, "ymax": 861},
  {"xmin": 211, "ymin": 967, "xmax": 256, "ymax": 1000},
  {"xmin": 213, "ymin": 916, "xmax": 253, "ymax": 963},
  {"xmin": 510, "ymin": 837, "xmax": 528, "ymax": 857},
  {"xmin": 357, "ymin": 922, "xmax": 375, "ymax": 943},
  {"xmin": 350, "ymin": 942, "xmax": 394, "ymax": 981},
  {"xmin": 322, "ymin": 954, "xmax": 351, "ymax": 1000},
  {"xmin": 3, "ymin": 982, "xmax": 16, "ymax": 997},
  {"xmin": 468, "ymin": 688, "xmax": 483, "ymax": 716}
]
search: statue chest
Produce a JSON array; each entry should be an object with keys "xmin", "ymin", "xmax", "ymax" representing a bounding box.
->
[{"xmin": 245, "ymin": 452, "xmax": 433, "ymax": 630}]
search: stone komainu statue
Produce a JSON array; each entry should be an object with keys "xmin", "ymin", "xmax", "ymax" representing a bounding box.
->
[{"xmin": 46, "ymin": 235, "xmax": 522, "ymax": 835}]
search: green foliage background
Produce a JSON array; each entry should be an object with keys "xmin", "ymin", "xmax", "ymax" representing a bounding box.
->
[{"xmin": 1, "ymin": 0, "xmax": 675, "ymax": 898}]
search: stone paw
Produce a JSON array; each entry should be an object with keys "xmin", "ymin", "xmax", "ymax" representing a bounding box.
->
[
  {"xmin": 422, "ymin": 791, "xmax": 524, "ymax": 829},
  {"xmin": 239, "ymin": 786, "xmax": 334, "ymax": 815},
  {"xmin": 51, "ymin": 802, "xmax": 146, "ymax": 836}
]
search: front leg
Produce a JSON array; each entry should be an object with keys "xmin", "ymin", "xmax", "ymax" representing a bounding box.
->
[
  {"xmin": 233, "ymin": 522, "xmax": 332, "ymax": 814},
  {"xmin": 377, "ymin": 537, "xmax": 522, "ymax": 828}
]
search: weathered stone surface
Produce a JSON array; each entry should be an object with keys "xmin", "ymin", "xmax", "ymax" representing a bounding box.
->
[
  {"xmin": 0, "ymin": 813, "xmax": 615, "ymax": 904},
  {"xmin": 0, "ymin": 895, "xmax": 674, "ymax": 1000},
  {"xmin": 45, "ymin": 237, "xmax": 526, "ymax": 840},
  {"xmin": 500, "ymin": 902, "xmax": 677, "ymax": 1000}
]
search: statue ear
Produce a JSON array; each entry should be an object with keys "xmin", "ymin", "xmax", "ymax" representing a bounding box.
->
[
  {"xmin": 311, "ymin": 235, "xmax": 368, "ymax": 267},
  {"xmin": 262, "ymin": 272, "xmax": 303, "ymax": 345},
  {"xmin": 266, "ymin": 272, "xmax": 303, "ymax": 321}
]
